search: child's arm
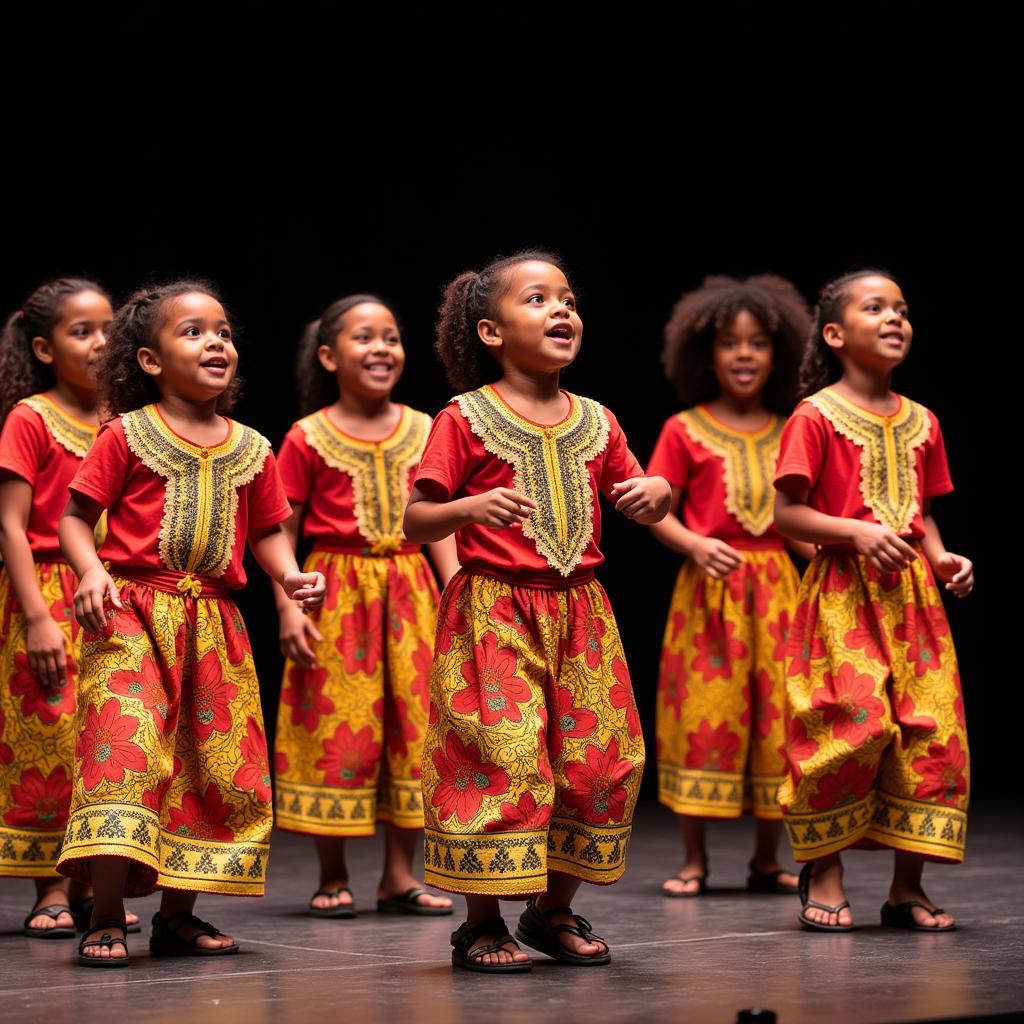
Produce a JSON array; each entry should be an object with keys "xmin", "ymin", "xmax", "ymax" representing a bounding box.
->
[
  {"xmin": 60, "ymin": 493, "xmax": 122, "ymax": 634},
  {"xmin": 403, "ymin": 483, "xmax": 536, "ymax": 543},
  {"xmin": 609, "ymin": 475, "xmax": 671, "ymax": 525},
  {"xmin": 648, "ymin": 484, "xmax": 743, "ymax": 578},
  {"xmin": 426, "ymin": 536, "xmax": 460, "ymax": 587},
  {"xmin": 271, "ymin": 504, "xmax": 323, "ymax": 669},
  {"xmin": 786, "ymin": 538, "xmax": 818, "ymax": 562},
  {"xmin": 920, "ymin": 499, "xmax": 974, "ymax": 597},
  {"xmin": 0, "ymin": 478, "xmax": 69, "ymax": 687},
  {"xmin": 250, "ymin": 523, "xmax": 326, "ymax": 612}
]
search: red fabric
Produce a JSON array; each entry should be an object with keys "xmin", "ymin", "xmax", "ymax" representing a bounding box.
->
[
  {"xmin": 414, "ymin": 397, "xmax": 644, "ymax": 583},
  {"xmin": 0, "ymin": 402, "xmax": 87, "ymax": 556},
  {"xmin": 646, "ymin": 409, "xmax": 786, "ymax": 545},
  {"xmin": 70, "ymin": 417, "xmax": 291, "ymax": 589},
  {"xmin": 774, "ymin": 395, "xmax": 953, "ymax": 540}
]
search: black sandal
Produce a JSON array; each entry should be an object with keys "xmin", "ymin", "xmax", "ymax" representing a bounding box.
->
[
  {"xmin": 662, "ymin": 871, "xmax": 708, "ymax": 898},
  {"xmin": 450, "ymin": 917, "xmax": 532, "ymax": 973},
  {"xmin": 71, "ymin": 896, "xmax": 142, "ymax": 934},
  {"xmin": 24, "ymin": 903, "xmax": 76, "ymax": 940},
  {"xmin": 881, "ymin": 900, "xmax": 956, "ymax": 932},
  {"xmin": 515, "ymin": 898, "xmax": 611, "ymax": 966},
  {"xmin": 797, "ymin": 862, "xmax": 854, "ymax": 932},
  {"xmin": 309, "ymin": 886, "xmax": 356, "ymax": 919},
  {"xmin": 747, "ymin": 860, "xmax": 799, "ymax": 895},
  {"xmin": 149, "ymin": 911, "xmax": 239, "ymax": 957},
  {"xmin": 77, "ymin": 918, "xmax": 130, "ymax": 967},
  {"xmin": 377, "ymin": 886, "xmax": 453, "ymax": 917}
]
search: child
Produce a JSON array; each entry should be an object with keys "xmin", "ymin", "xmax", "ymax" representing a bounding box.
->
[
  {"xmin": 404, "ymin": 250, "xmax": 669, "ymax": 973},
  {"xmin": 273, "ymin": 294, "xmax": 456, "ymax": 918},
  {"xmin": 55, "ymin": 280, "xmax": 325, "ymax": 966},
  {"xmin": 648, "ymin": 275, "xmax": 815, "ymax": 898},
  {"xmin": 774, "ymin": 269, "xmax": 972, "ymax": 932}
]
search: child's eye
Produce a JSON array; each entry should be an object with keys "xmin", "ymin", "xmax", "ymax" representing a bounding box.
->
[
  {"xmin": 185, "ymin": 326, "xmax": 200, "ymax": 336},
  {"xmin": 527, "ymin": 294, "xmax": 544, "ymax": 304},
  {"xmin": 563, "ymin": 298, "xmax": 576, "ymax": 308}
]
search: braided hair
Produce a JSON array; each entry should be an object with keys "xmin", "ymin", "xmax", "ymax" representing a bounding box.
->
[
  {"xmin": 662, "ymin": 275, "xmax": 810, "ymax": 415},
  {"xmin": 0, "ymin": 277, "xmax": 110, "ymax": 422},
  {"xmin": 435, "ymin": 249, "xmax": 569, "ymax": 392}
]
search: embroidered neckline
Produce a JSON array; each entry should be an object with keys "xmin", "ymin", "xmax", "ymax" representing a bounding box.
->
[{"xmin": 19, "ymin": 393, "xmax": 97, "ymax": 459}]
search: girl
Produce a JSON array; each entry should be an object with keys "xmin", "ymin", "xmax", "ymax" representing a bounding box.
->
[
  {"xmin": 55, "ymin": 280, "xmax": 325, "ymax": 966},
  {"xmin": 273, "ymin": 294, "xmax": 456, "ymax": 918},
  {"xmin": 774, "ymin": 269, "xmax": 972, "ymax": 932},
  {"xmin": 648, "ymin": 275, "xmax": 815, "ymax": 898},
  {"xmin": 404, "ymin": 250, "xmax": 669, "ymax": 973}
]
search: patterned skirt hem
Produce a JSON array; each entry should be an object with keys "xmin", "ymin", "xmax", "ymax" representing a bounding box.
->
[
  {"xmin": 0, "ymin": 823, "xmax": 65, "ymax": 875},
  {"xmin": 657, "ymin": 765, "xmax": 785, "ymax": 819}
]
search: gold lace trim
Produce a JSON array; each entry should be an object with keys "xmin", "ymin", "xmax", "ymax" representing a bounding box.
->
[
  {"xmin": 456, "ymin": 385, "xmax": 610, "ymax": 576},
  {"xmin": 121, "ymin": 405, "xmax": 270, "ymax": 577},
  {"xmin": 807, "ymin": 388, "xmax": 931, "ymax": 534},
  {"xmin": 19, "ymin": 394, "xmax": 96, "ymax": 459},
  {"xmin": 678, "ymin": 407, "xmax": 782, "ymax": 536},
  {"xmin": 297, "ymin": 406, "xmax": 430, "ymax": 554}
]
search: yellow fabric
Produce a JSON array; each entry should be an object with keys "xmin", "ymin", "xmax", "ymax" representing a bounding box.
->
[{"xmin": 18, "ymin": 394, "xmax": 96, "ymax": 458}]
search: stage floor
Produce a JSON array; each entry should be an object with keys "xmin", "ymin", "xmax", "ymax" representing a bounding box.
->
[{"xmin": 0, "ymin": 800, "xmax": 1020, "ymax": 1024}]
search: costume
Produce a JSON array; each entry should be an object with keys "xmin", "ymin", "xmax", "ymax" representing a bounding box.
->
[
  {"xmin": 55, "ymin": 404, "xmax": 290, "ymax": 896},
  {"xmin": 0, "ymin": 395, "xmax": 97, "ymax": 875},
  {"xmin": 273, "ymin": 405, "xmax": 439, "ymax": 836},
  {"xmin": 649, "ymin": 406, "xmax": 798, "ymax": 820},
  {"xmin": 776, "ymin": 387, "xmax": 968, "ymax": 862},
  {"xmin": 415, "ymin": 385, "xmax": 646, "ymax": 896}
]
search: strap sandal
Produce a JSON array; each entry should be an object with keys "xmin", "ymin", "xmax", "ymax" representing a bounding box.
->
[
  {"xmin": 515, "ymin": 898, "xmax": 611, "ymax": 966},
  {"xmin": 797, "ymin": 862, "xmax": 854, "ymax": 932},
  {"xmin": 23, "ymin": 903, "xmax": 76, "ymax": 940},
  {"xmin": 71, "ymin": 896, "xmax": 141, "ymax": 934},
  {"xmin": 377, "ymin": 886, "xmax": 453, "ymax": 917},
  {"xmin": 881, "ymin": 900, "xmax": 956, "ymax": 932},
  {"xmin": 662, "ymin": 871, "xmax": 708, "ymax": 898},
  {"xmin": 450, "ymin": 917, "xmax": 532, "ymax": 974},
  {"xmin": 747, "ymin": 860, "xmax": 799, "ymax": 895},
  {"xmin": 77, "ymin": 917, "xmax": 130, "ymax": 967},
  {"xmin": 309, "ymin": 886, "xmax": 357, "ymax": 919},
  {"xmin": 149, "ymin": 911, "xmax": 239, "ymax": 957}
]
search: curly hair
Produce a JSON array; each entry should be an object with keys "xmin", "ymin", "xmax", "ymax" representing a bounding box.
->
[
  {"xmin": 296, "ymin": 294, "xmax": 397, "ymax": 416},
  {"xmin": 662, "ymin": 275, "xmax": 810, "ymax": 415},
  {"xmin": 800, "ymin": 268, "xmax": 897, "ymax": 399},
  {"xmin": 434, "ymin": 249, "xmax": 569, "ymax": 392},
  {"xmin": 99, "ymin": 279, "xmax": 242, "ymax": 417},
  {"xmin": 0, "ymin": 277, "xmax": 110, "ymax": 423}
]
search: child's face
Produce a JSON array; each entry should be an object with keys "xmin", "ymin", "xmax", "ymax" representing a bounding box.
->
[
  {"xmin": 479, "ymin": 261, "xmax": 582, "ymax": 376},
  {"xmin": 710, "ymin": 309, "xmax": 773, "ymax": 403},
  {"xmin": 33, "ymin": 289, "xmax": 112, "ymax": 391},
  {"xmin": 319, "ymin": 302, "xmax": 405, "ymax": 399},
  {"xmin": 826, "ymin": 275, "xmax": 913, "ymax": 373},
  {"xmin": 140, "ymin": 292, "xmax": 238, "ymax": 404}
]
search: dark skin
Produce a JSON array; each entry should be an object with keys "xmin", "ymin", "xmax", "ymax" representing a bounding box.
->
[
  {"xmin": 774, "ymin": 276, "xmax": 973, "ymax": 928},
  {"xmin": 405, "ymin": 261, "xmax": 671, "ymax": 965}
]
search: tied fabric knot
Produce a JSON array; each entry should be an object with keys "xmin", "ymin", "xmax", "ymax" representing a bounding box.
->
[
  {"xmin": 176, "ymin": 573, "xmax": 203, "ymax": 598},
  {"xmin": 370, "ymin": 536, "xmax": 403, "ymax": 556}
]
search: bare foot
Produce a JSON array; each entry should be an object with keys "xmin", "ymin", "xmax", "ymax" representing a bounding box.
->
[
  {"xmin": 27, "ymin": 899, "xmax": 74, "ymax": 932},
  {"xmin": 378, "ymin": 876, "xmax": 453, "ymax": 911},
  {"xmin": 533, "ymin": 895, "xmax": 608, "ymax": 958},
  {"xmin": 803, "ymin": 857, "xmax": 853, "ymax": 927},
  {"xmin": 80, "ymin": 920, "xmax": 128, "ymax": 960},
  {"xmin": 464, "ymin": 926, "xmax": 531, "ymax": 966},
  {"xmin": 662, "ymin": 857, "xmax": 707, "ymax": 896},
  {"xmin": 157, "ymin": 912, "xmax": 235, "ymax": 951},
  {"xmin": 887, "ymin": 884, "xmax": 956, "ymax": 929},
  {"xmin": 751, "ymin": 857, "xmax": 799, "ymax": 891},
  {"xmin": 311, "ymin": 879, "xmax": 354, "ymax": 913}
]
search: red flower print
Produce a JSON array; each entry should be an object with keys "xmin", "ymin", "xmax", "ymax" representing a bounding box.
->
[
  {"xmin": 786, "ymin": 601, "xmax": 826, "ymax": 678},
  {"xmin": 894, "ymin": 694, "xmax": 937, "ymax": 749},
  {"xmin": 549, "ymin": 686, "xmax": 598, "ymax": 760},
  {"xmin": 484, "ymin": 791, "xmax": 552, "ymax": 832},
  {"xmin": 430, "ymin": 731, "xmax": 510, "ymax": 824},
  {"xmin": 769, "ymin": 610, "xmax": 791, "ymax": 663},
  {"xmin": 274, "ymin": 750, "xmax": 290, "ymax": 775},
  {"xmin": 410, "ymin": 639, "xmax": 433, "ymax": 713},
  {"xmin": 751, "ymin": 669, "xmax": 780, "ymax": 740},
  {"xmin": 561, "ymin": 739, "xmax": 633, "ymax": 825},
  {"xmin": 451, "ymin": 631, "xmax": 531, "ymax": 726},
  {"xmin": 9, "ymin": 653, "xmax": 75, "ymax": 724},
  {"xmin": 384, "ymin": 694, "xmax": 419, "ymax": 759},
  {"xmin": 313, "ymin": 557, "xmax": 342, "ymax": 611},
  {"xmin": 281, "ymin": 664, "xmax": 335, "ymax": 732},
  {"xmin": 609, "ymin": 655, "xmax": 641, "ymax": 738},
  {"xmin": 0, "ymin": 710, "xmax": 14, "ymax": 765},
  {"xmin": 167, "ymin": 783, "xmax": 235, "ymax": 841},
  {"xmin": 657, "ymin": 650, "xmax": 687, "ymax": 720},
  {"xmin": 809, "ymin": 758, "xmax": 875, "ymax": 810},
  {"xmin": 141, "ymin": 756, "xmax": 181, "ymax": 811},
  {"xmin": 536, "ymin": 707, "xmax": 553, "ymax": 783},
  {"xmin": 865, "ymin": 562, "xmax": 903, "ymax": 590},
  {"xmin": 233, "ymin": 717, "xmax": 272, "ymax": 803},
  {"xmin": 670, "ymin": 609, "xmax": 686, "ymax": 641},
  {"xmin": 387, "ymin": 569, "xmax": 416, "ymax": 639},
  {"xmin": 435, "ymin": 582, "xmax": 468, "ymax": 655},
  {"xmin": 913, "ymin": 735, "xmax": 967, "ymax": 805},
  {"xmin": 691, "ymin": 613, "xmax": 747, "ymax": 683},
  {"xmin": 190, "ymin": 649, "xmax": 238, "ymax": 741},
  {"xmin": 567, "ymin": 591, "xmax": 607, "ymax": 670},
  {"xmin": 821, "ymin": 557, "xmax": 853, "ymax": 594},
  {"xmin": 784, "ymin": 717, "xmax": 819, "ymax": 782},
  {"xmin": 101, "ymin": 584, "xmax": 153, "ymax": 640},
  {"xmin": 76, "ymin": 697, "xmax": 147, "ymax": 791},
  {"xmin": 811, "ymin": 662, "xmax": 885, "ymax": 747},
  {"xmin": 337, "ymin": 600, "xmax": 383, "ymax": 676},
  {"xmin": 952, "ymin": 670, "xmax": 966, "ymax": 728},
  {"xmin": 218, "ymin": 605, "xmax": 250, "ymax": 665},
  {"xmin": 316, "ymin": 723, "xmax": 381, "ymax": 787},
  {"xmin": 48, "ymin": 583, "xmax": 80, "ymax": 642},
  {"xmin": 728, "ymin": 564, "xmax": 771, "ymax": 617},
  {"xmin": 489, "ymin": 595, "xmax": 530, "ymax": 634},
  {"xmin": 844, "ymin": 604, "xmax": 890, "ymax": 664},
  {"xmin": 108, "ymin": 653, "xmax": 174, "ymax": 734},
  {"xmin": 685, "ymin": 720, "xmax": 741, "ymax": 772},
  {"xmin": 428, "ymin": 701, "xmax": 438, "ymax": 725},
  {"xmin": 4, "ymin": 766, "xmax": 71, "ymax": 827},
  {"xmin": 893, "ymin": 603, "xmax": 949, "ymax": 677}
]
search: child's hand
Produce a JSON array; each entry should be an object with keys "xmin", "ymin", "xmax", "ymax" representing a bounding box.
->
[
  {"xmin": 26, "ymin": 614, "xmax": 70, "ymax": 689},
  {"xmin": 73, "ymin": 565, "xmax": 122, "ymax": 634},
  {"xmin": 935, "ymin": 551, "xmax": 974, "ymax": 597},
  {"xmin": 689, "ymin": 536, "xmax": 744, "ymax": 579},
  {"xmin": 284, "ymin": 570, "xmax": 327, "ymax": 612},
  {"xmin": 611, "ymin": 477, "xmax": 670, "ymax": 523},
  {"xmin": 279, "ymin": 603, "xmax": 323, "ymax": 668},
  {"xmin": 851, "ymin": 522, "xmax": 918, "ymax": 572},
  {"xmin": 466, "ymin": 488, "xmax": 536, "ymax": 529}
]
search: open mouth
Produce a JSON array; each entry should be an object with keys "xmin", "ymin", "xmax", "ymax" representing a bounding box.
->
[
  {"xmin": 880, "ymin": 330, "xmax": 905, "ymax": 344},
  {"xmin": 545, "ymin": 324, "xmax": 574, "ymax": 342},
  {"xmin": 365, "ymin": 361, "xmax": 394, "ymax": 377},
  {"xmin": 201, "ymin": 357, "xmax": 229, "ymax": 372}
]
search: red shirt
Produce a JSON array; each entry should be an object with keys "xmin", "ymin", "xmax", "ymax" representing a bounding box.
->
[
  {"xmin": 278, "ymin": 405, "xmax": 430, "ymax": 555},
  {"xmin": 414, "ymin": 385, "xmax": 644, "ymax": 585},
  {"xmin": 774, "ymin": 388, "xmax": 953, "ymax": 540},
  {"xmin": 0, "ymin": 395, "xmax": 97, "ymax": 557},
  {"xmin": 70, "ymin": 405, "xmax": 291, "ymax": 589},
  {"xmin": 647, "ymin": 405, "xmax": 786, "ymax": 547}
]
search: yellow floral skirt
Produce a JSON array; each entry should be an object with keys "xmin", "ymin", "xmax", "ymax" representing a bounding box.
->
[
  {"xmin": 656, "ymin": 547, "xmax": 799, "ymax": 820},
  {"xmin": 0, "ymin": 562, "xmax": 81, "ymax": 876},
  {"xmin": 421, "ymin": 570, "xmax": 646, "ymax": 896},
  {"xmin": 780, "ymin": 551, "xmax": 969, "ymax": 862},
  {"xmin": 56, "ymin": 576, "xmax": 272, "ymax": 896},
  {"xmin": 274, "ymin": 550, "xmax": 439, "ymax": 836}
]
